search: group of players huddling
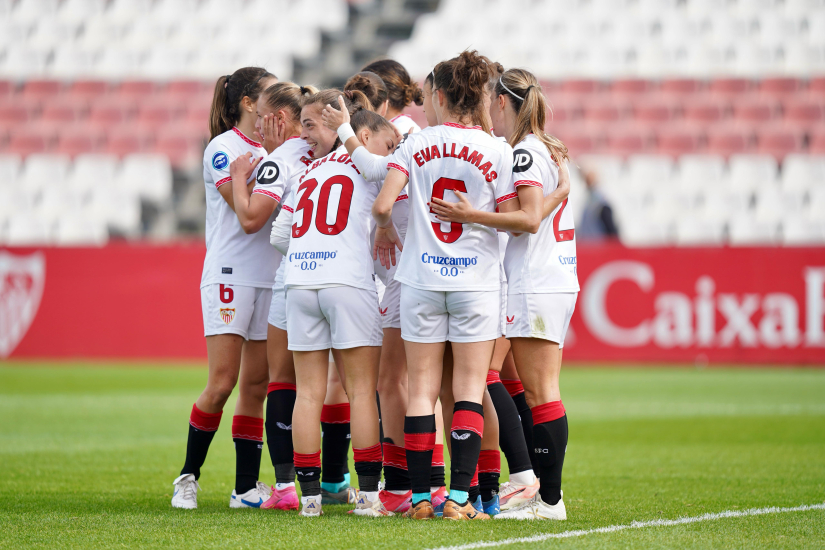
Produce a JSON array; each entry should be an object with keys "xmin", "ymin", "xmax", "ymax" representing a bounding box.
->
[{"xmin": 171, "ymin": 50, "xmax": 578, "ymax": 521}]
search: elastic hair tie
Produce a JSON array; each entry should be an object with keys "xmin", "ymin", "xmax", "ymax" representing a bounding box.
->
[
  {"xmin": 499, "ymin": 76, "xmax": 525, "ymax": 101},
  {"xmin": 224, "ymin": 75, "xmax": 231, "ymax": 89}
]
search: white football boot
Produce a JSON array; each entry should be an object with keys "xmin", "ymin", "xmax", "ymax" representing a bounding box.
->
[
  {"xmin": 495, "ymin": 491, "xmax": 566, "ymax": 520},
  {"xmin": 300, "ymin": 494, "xmax": 323, "ymax": 517},
  {"xmin": 172, "ymin": 474, "xmax": 200, "ymax": 509},
  {"xmin": 229, "ymin": 481, "xmax": 272, "ymax": 509},
  {"xmin": 352, "ymin": 491, "xmax": 394, "ymax": 517}
]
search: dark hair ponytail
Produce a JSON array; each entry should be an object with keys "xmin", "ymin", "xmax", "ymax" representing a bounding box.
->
[
  {"xmin": 209, "ymin": 66, "xmax": 275, "ymax": 141},
  {"xmin": 362, "ymin": 58, "xmax": 423, "ymax": 111},
  {"xmin": 344, "ymin": 72, "xmax": 388, "ymax": 111},
  {"xmin": 432, "ymin": 50, "xmax": 492, "ymax": 133}
]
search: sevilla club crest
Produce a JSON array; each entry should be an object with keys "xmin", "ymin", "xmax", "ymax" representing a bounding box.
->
[
  {"xmin": 220, "ymin": 308, "xmax": 235, "ymax": 325},
  {"xmin": 0, "ymin": 251, "xmax": 46, "ymax": 358}
]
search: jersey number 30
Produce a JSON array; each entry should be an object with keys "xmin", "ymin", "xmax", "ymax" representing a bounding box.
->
[
  {"xmin": 430, "ymin": 177, "xmax": 467, "ymax": 243},
  {"xmin": 293, "ymin": 175, "xmax": 354, "ymax": 238}
]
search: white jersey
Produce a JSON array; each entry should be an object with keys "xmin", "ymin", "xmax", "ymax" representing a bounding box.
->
[
  {"xmin": 283, "ymin": 149, "xmax": 380, "ymax": 292},
  {"xmin": 388, "ymin": 122, "xmax": 515, "ymax": 291},
  {"xmin": 252, "ymin": 137, "xmax": 314, "ymax": 294},
  {"xmin": 504, "ymin": 134, "xmax": 580, "ymax": 294},
  {"xmin": 201, "ymin": 127, "xmax": 273, "ymax": 289}
]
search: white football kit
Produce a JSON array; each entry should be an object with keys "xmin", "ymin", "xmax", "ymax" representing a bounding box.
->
[
  {"xmin": 386, "ymin": 122, "xmax": 515, "ymax": 343},
  {"xmin": 504, "ymin": 134, "xmax": 580, "ymax": 345},
  {"xmin": 201, "ymin": 127, "xmax": 273, "ymax": 340},
  {"xmin": 250, "ymin": 137, "xmax": 314, "ymax": 331},
  {"xmin": 282, "ymin": 149, "xmax": 383, "ymax": 350}
]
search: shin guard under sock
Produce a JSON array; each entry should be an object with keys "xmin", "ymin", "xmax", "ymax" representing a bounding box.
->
[
  {"xmin": 382, "ymin": 442, "xmax": 411, "ymax": 491},
  {"xmin": 232, "ymin": 415, "xmax": 264, "ymax": 494},
  {"xmin": 181, "ymin": 404, "xmax": 222, "ymax": 479},
  {"xmin": 487, "ymin": 373, "xmax": 532, "ymax": 475},
  {"xmin": 265, "ymin": 382, "xmax": 296, "ymax": 484},
  {"xmin": 506, "ymin": 383, "xmax": 539, "ymax": 476},
  {"xmin": 532, "ymin": 401, "xmax": 568, "ymax": 505},
  {"xmin": 404, "ymin": 415, "xmax": 436, "ymax": 501},
  {"xmin": 294, "ymin": 450, "xmax": 322, "ymax": 496},
  {"xmin": 321, "ymin": 403, "xmax": 351, "ymax": 487},
  {"xmin": 430, "ymin": 443, "xmax": 446, "ymax": 488},
  {"xmin": 354, "ymin": 443, "xmax": 383, "ymax": 492},
  {"xmin": 478, "ymin": 449, "xmax": 501, "ymax": 502},
  {"xmin": 449, "ymin": 401, "xmax": 483, "ymax": 493}
]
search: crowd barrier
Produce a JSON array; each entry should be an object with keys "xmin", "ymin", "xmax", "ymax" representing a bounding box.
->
[{"xmin": 1, "ymin": 243, "xmax": 824, "ymax": 364}]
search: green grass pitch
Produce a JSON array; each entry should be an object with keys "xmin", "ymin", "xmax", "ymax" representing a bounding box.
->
[{"xmin": 1, "ymin": 363, "xmax": 823, "ymax": 549}]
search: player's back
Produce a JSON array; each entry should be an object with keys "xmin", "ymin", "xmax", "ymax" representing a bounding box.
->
[
  {"xmin": 389, "ymin": 123, "xmax": 515, "ymax": 291},
  {"xmin": 283, "ymin": 149, "xmax": 379, "ymax": 291},
  {"xmin": 201, "ymin": 128, "xmax": 274, "ymax": 289}
]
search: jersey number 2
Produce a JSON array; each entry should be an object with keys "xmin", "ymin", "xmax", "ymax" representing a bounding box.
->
[
  {"xmin": 430, "ymin": 177, "xmax": 467, "ymax": 243},
  {"xmin": 553, "ymin": 198, "xmax": 575, "ymax": 242},
  {"xmin": 292, "ymin": 175, "xmax": 354, "ymax": 238}
]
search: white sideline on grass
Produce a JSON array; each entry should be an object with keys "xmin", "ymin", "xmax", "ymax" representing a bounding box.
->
[{"xmin": 426, "ymin": 503, "xmax": 825, "ymax": 550}]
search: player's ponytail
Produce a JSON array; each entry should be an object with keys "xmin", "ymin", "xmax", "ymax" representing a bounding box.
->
[
  {"xmin": 344, "ymin": 72, "xmax": 388, "ymax": 111},
  {"xmin": 209, "ymin": 66, "xmax": 276, "ymax": 141},
  {"xmin": 262, "ymin": 81, "xmax": 317, "ymax": 123},
  {"xmin": 362, "ymin": 59, "xmax": 423, "ymax": 111},
  {"xmin": 496, "ymin": 68, "xmax": 569, "ymax": 164},
  {"xmin": 433, "ymin": 50, "xmax": 493, "ymax": 133}
]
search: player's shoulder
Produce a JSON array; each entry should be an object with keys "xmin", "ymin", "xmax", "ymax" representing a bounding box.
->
[
  {"xmin": 203, "ymin": 129, "xmax": 246, "ymax": 165},
  {"xmin": 390, "ymin": 114, "xmax": 421, "ymax": 135},
  {"xmin": 513, "ymin": 134, "xmax": 553, "ymax": 172}
]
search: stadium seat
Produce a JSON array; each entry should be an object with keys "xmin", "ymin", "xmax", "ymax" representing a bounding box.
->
[
  {"xmin": 675, "ymin": 216, "xmax": 726, "ymax": 245},
  {"xmin": 19, "ymin": 154, "xmax": 71, "ymax": 191},
  {"xmin": 633, "ymin": 97, "xmax": 679, "ymax": 123},
  {"xmin": 731, "ymin": 95, "xmax": 780, "ymax": 122},
  {"xmin": 582, "ymin": 99, "xmax": 629, "ymax": 123},
  {"xmin": 54, "ymin": 214, "xmax": 109, "ymax": 245},
  {"xmin": 0, "ymin": 153, "xmax": 22, "ymax": 185},
  {"xmin": 20, "ymin": 79, "xmax": 63, "ymax": 99},
  {"xmin": 7, "ymin": 132, "xmax": 49, "ymax": 156},
  {"xmin": 67, "ymin": 80, "xmax": 109, "ymax": 99},
  {"xmin": 660, "ymin": 78, "xmax": 704, "ymax": 95},
  {"xmin": 576, "ymin": 154, "xmax": 625, "ymax": 185},
  {"xmin": 610, "ymin": 78, "xmax": 657, "ymax": 95},
  {"xmin": 618, "ymin": 216, "xmax": 671, "ymax": 246},
  {"xmin": 706, "ymin": 125, "xmax": 754, "ymax": 157},
  {"xmin": 683, "ymin": 96, "xmax": 726, "ymax": 123},
  {"xmin": 758, "ymin": 77, "xmax": 804, "ymax": 96},
  {"xmin": 728, "ymin": 214, "xmax": 780, "ymax": 245},
  {"xmin": 559, "ymin": 79, "xmax": 603, "ymax": 94},
  {"xmin": 4, "ymin": 215, "xmax": 54, "ymax": 245},
  {"xmin": 153, "ymin": 129, "xmax": 199, "ymax": 169},
  {"xmin": 810, "ymin": 77, "xmax": 825, "ymax": 93},
  {"xmin": 0, "ymin": 103, "xmax": 31, "ymax": 124},
  {"xmin": 810, "ymin": 127, "xmax": 825, "ymax": 154},
  {"xmin": 709, "ymin": 77, "xmax": 753, "ymax": 95},
  {"xmin": 559, "ymin": 130, "xmax": 598, "ymax": 155},
  {"xmin": 656, "ymin": 127, "xmax": 703, "ymax": 157},
  {"xmin": 88, "ymin": 100, "xmax": 132, "ymax": 126},
  {"xmin": 781, "ymin": 154, "xmax": 825, "ymax": 191},
  {"xmin": 118, "ymin": 153, "xmax": 173, "ymax": 203},
  {"xmin": 782, "ymin": 218, "xmax": 825, "ymax": 245},
  {"xmin": 603, "ymin": 126, "xmax": 653, "ymax": 157},
  {"xmin": 87, "ymin": 186, "xmax": 142, "ymax": 234},
  {"xmin": 626, "ymin": 154, "xmax": 675, "ymax": 187},
  {"xmin": 41, "ymin": 99, "xmax": 86, "ymax": 123},
  {"xmin": 677, "ymin": 154, "xmax": 727, "ymax": 189},
  {"xmin": 753, "ymin": 184, "xmax": 805, "ymax": 224},
  {"xmin": 728, "ymin": 154, "xmax": 780, "ymax": 190},
  {"xmin": 783, "ymin": 96, "xmax": 825, "ymax": 128},
  {"xmin": 756, "ymin": 125, "xmax": 805, "ymax": 158},
  {"xmin": 67, "ymin": 153, "xmax": 119, "ymax": 193},
  {"xmin": 105, "ymin": 126, "xmax": 154, "ymax": 156}
]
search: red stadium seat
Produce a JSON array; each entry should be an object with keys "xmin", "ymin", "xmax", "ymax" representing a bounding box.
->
[
  {"xmin": 68, "ymin": 80, "xmax": 110, "ymax": 100},
  {"xmin": 546, "ymin": 94, "xmax": 582, "ymax": 123},
  {"xmin": 88, "ymin": 100, "xmax": 132, "ymax": 126},
  {"xmin": 0, "ymin": 102, "xmax": 32, "ymax": 124},
  {"xmin": 166, "ymin": 80, "xmax": 208, "ymax": 97},
  {"xmin": 8, "ymin": 131, "xmax": 49, "ymax": 156},
  {"xmin": 756, "ymin": 125, "xmax": 804, "ymax": 159},
  {"xmin": 758, "ymin": 77, "xmax": 804, "ymax": 96},
  {"xmin": 117, "ymin": 80, "xmax": 158, "ymax": 99},
  {"xmin": 41, "ymin": 100, "xmax": 86, "ymax": 123},
  {"xmin": 810, "ymin": 127, "xmax": 825, "ymax": 154},
  {"xmin": 783, "ymin": 96, "xmax": 825, "ymax": 128},
  {"xmin": 706, "ymin": 126, "xmax": 754, "ymax": 157},
  {"xmin": 55, "ymin": 132, "xmax": 98, "ymax": 157},
  {"xmin": 660, "ymin": 78, "xmax": 704, "ymax": 96},
  {"xmin": 656, "ymin": 126, "xmax": 703, "ymax": 157},
  {"xmin": 0, "ymin": 80, "xmax": 13, "ymax": 98},
  {"xmin": 709, "ymin": 78, "xmax": 753, "ymax": 95},
  {"xmin": 136, "ymin": 103, "xmax": 176, "ymax": 127},
  {"xmin": 538, "ymin": 80, "xmax": 561, "ymax": 93},
  {"xmin": 21, "ymin": 79, "xmax": 63, "ymax": 99},
  {"xmin": 154, "ymin": 128, "xmax": 200, "ymax": 168},
  {"xmin": 731, "ymin": 96, "xmax": 780, "ymax": 122},
  {"xmin": 555, "ymin": 129, "xmax": 598, "ymax": 155},
  {"xmin": 610, "ymin": 79, "xmax": 656, "ymax": 95},
  {"xmin": 810, "ymin": 77, "xmax": 825, "ymax": 93},
  {"xmin": 683, "ymin": 96, "xmax": 727, "ymax": 123},
  {"xmin": 633, "ymin": 97, "xmax": 679, "ymax": 123},
  {"xmin": 603, "ymin": 126, "xmax": 653, "ymax": 157},
  {"xmin": 105, "ymin": 125, "xmax": 155, "ymax": 157},
  {"xmin": 581, "ymin": 98, "xmax": 629, "ymax": 123},
  {"xmin": 560, "ymin": 79, "xmax": 602, "ymax": 94}
]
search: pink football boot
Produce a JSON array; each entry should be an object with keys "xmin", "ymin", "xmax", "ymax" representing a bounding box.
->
[
  {"xmin": 431, "ymin": 486, "xmax": 449, "ymax": 508},
  {"xmin": 261, "ymin": 484, "xmax": 299, "ymax": 510},
  {"xmin": 379, "ymin": 489, "xmax": 412, "ymax": 513}
]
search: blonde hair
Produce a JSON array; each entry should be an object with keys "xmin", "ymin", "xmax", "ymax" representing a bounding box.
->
[
  {"xmin": 262, "ymin": 81, "xmax": 318, "ymax": 122},
  {"xmin": 495, "ymin": 68, "xmax": 569, "ymax": 164}
]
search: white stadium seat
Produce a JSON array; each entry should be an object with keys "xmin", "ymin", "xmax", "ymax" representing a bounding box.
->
[{"xmin": 20, "ymin": 154, "xmax": 72, "ymax": 192}]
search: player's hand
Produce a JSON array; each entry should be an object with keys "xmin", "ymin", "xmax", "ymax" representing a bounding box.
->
[
  {"xmin": 429, "ymin": 190, "xmax": 474, "ymax": 224},
  {"xmin": 254, "ymin": 113, "xmax": 279, "ymax": 154},
  {"xmin": 557, "ymin": 160, "xmax": 571, "ymax": 201},
  {"xmin": 373, "ymin": 224, "xmax": 403, "ymax": 269},
  {"xmin": 230, "ymin": 152, "xmax": 262, "ymax": 183},
  {"xmin": 321, "ymin": 96, "xmax": 349, "ymax": 130}
]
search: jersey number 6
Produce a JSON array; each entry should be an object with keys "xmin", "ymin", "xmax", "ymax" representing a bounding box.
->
[
  {"xmin": 430, "ymin": 177, "xmax": 467, "ymax": 243},
  {"xmin": 292, "ymin": 175, "xmax": 354, "ymax": 238}
]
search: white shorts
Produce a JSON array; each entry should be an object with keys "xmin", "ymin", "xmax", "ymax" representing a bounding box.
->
[
  {"xmin": 505, "ymin": 292, "xmax": 577, "ymax": 348},
  {"xmin": 379, "ymin": 278, "xmax": 402, "ymax": 329},
  {"xmin": 400, "ymin": 284, "xmax": 501, "ymax": 344},
  {"xmin": 499, "ymin": 280, "xmax": 508, "ymax": 337},
  {"xmin": 285, "ymin": 286, "xmax": 383, "ymax": 351},
  {"xmin": 201, "ymin": 284, "xmax": 271, "ymax": 340},
  {"xmin": 267, "ymin": 288, "xmax": 287, "ymax": 330}
]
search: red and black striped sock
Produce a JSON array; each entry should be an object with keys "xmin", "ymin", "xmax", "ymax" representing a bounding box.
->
[
  {"xmin": 354, "ymin": 443, "xmax": 383, "ymax": 492},
  {"xmin": 383, "ymin": 442, "xmax": 411, "ymax": 491},
  {"xmin": 181, "ymin": 404, "xmax": 222, "ymax": 479},
  {"xmin": 321, "ymin": 403, "xmax": 351, "ymax": 485},
  {"xmin": 294, "ymin": 450, "xmax": 322, "ymax": 496},
  {"xmin": 404, "ymin": 415, "xmax": 436, "ymax": 501},
  {"xmin": 430, "ymin": 443, "xmax": 446, "ymax": 488},
  {"xmin": 532, "ymin": 401, "xmax": 568, "ymax": 505},
  {"xmin": 265, "ymin": 382, "xmax": 296, "ymax": 484},
  {"xmin": 449, "ymin": 401, "xmax": 484, "ymax": 493},
  {"xmin": 232, "ymin": 415, "xmax": 264, "ymax": 494},
  {"xmin": 478, "ymin": 449, "xmax": 501, "ymax": 502},
  {"xmin": 504, "ymin": 379, "xmax": 538, "ymax": 476},
  {"xmin": 487, "ymin": 371, "xmax": 532, "ymax": 475}
]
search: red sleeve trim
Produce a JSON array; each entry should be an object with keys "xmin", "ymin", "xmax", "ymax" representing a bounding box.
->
[
  {"xmin": 283, "ymin": 205, "xmax": 294, "ymax": 213},
  {"xmin": 496, "ymin": 191, "xmax": 519, "ymax": 204},
  {"xmin": 395, "ymin": 194, "xmax": 408, "ymax": 202},
  {"xmin": 215, "ymin": 176, "xmax": 231, "ymax": 188},
  {"xmin": 514, "ymin": 180, "xmax": 543, "ymax": 189},
  {"xmin": 387, "ymin": 163, "xmax": 409, "ymax": 178},
  {"xmin": 251, "ymin": 188, "xmax": 281, "ymax": 202}
]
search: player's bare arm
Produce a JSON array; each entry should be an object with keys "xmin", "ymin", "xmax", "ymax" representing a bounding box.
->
[
  {"xmin": 430, "ymin": 185, "xmax": 543, "ymax": 234},
  {"xmin": 229, "ymin": 152, "xmax": 277, "ymax": 234},
  {"xmin": 543, "ymin": 161, "xmax": 570, "ymax": 219},
  {"xmin": 372, "ymin": 168, "xmax": 407, "ymax": 269},
  {"xmin": 323, "ymin": 96, "xmax": 403, "ymax": 156}
]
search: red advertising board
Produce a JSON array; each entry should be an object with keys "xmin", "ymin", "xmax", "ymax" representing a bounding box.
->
[{"xmin": 1, "ymin": 243, "xmax": 824, "ymax": 364}]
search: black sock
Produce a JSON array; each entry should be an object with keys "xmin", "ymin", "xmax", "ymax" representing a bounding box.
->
[
  {"xmin": 265, "ymin": 384, "xmax": 296, "ymax": 484},
  {"xmin": 533, "ymin": 405, "xmax": 568, "ymax": 505},
  {"xmin": 479, "ymin": 472, "xmax": 499, "ymax": 502},
  {"xmin": 234, "ymin": 439, "xmax": 262, "ymax": 494},
  {"xmin": 383, "ymin": 443, "xmax": 411, "ymax": 491},
  {"xmin": 181, "ymin": 404, "xmax": 222, "ymax": 479},
  {"xmin": 512, "ymin": 392, "xmax": 539, "ymax": 476},
  {"xmin": 321, "ymin": 404, "xmax": 351, "ymax": 485},
  {"xmin": 449, "ymin": 401, "xmax": 483, "ymax": 492},
  {"xmin": 295, "ymin": 451, "xmax": 321, "ymax": 496},
  {"xmin": 404, "ymin": 415, "xmax": 435, "ymax": 498},
  {"xmin": 469, "ymin": 484, "xmax": 480, "ymax": 503},
  {"xmin": 376, "ymin": 391, "xmax": 384, "ymax": 444},
  {"xmin": 488, "ymin": 382, "xmax": 532, "ymax": 475}
]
